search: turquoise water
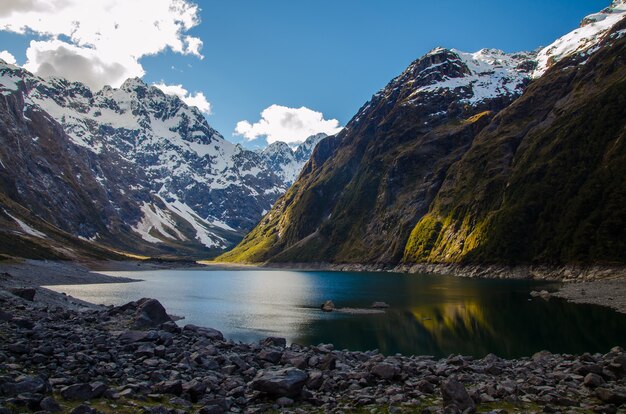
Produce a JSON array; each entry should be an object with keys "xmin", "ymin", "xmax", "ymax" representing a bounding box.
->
[{"xmin": 46, "ymin": 269, "xmax": 626, "ymax": 358}]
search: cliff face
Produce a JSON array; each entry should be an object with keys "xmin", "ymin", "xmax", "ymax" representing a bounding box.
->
[
  {"xmin": 218, "ymin": 48, "xmax": 536, "ymax": 264},
  {"xmin": 220, "ymin": 5, "xmax": 626, "ymax": 266},
  {"xmin": 405, "ymin": 20, "xmax": 626, "ymax": 265}
]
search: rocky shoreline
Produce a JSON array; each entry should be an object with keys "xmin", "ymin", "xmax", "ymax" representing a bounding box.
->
[{"xmin": 1, "ymin": 286, "xmax": 626, "ymax": 413}]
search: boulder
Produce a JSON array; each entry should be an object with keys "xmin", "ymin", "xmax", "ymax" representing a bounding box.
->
[
  {"xmin": 118, "ymin": 330, "xmax": 157, "ymax": 343},
  {"xmin": 60, "ymin": 383, "xmax": 94, "ymax": 401},
  {"xmin": 261, "ymin": 337, "xmax": 287, "ymax": 348},
  {"xmin": 8, "ymin": 288, "xmax": 36, "ymax": 301},
  {"xmin": 183, "ymin": 324, "xmax": 224, "ymax": 340},
  {"xmin": 371, "ymin": 363, "xmax": 398, "ymax": 380},
  {"xmin": 153, "ymin": 380, "xmax": 183, "ymax": 396},
  {"xmin": 0, "ymin": 309, "xmax": 12, "ymax": 321},
  {"xmin": 258, "ymin": 349, "xmax": 283, "ymax": 363},
  {"xmin": 250, "ymin": 367, "xmax": 307, "ymax": 397},
  {"xmin": 39, "ymin": 396, "xmax": 62, "ymax": 412},
  {"xmin": 441, "ymin": 378, "xmax": 476, "ymax": 413},
  {"xmin": 321, "ymin": 300, "xmax": 335, "ymax": 312},
  {"xmin": 132, "ymin": 298, "xmax": 172, "ymax": 329},
  {"xmin": 584, "ymin": 373, "xmax": 606, "ymax": 388},
  {"xmin": 1, "ymin": 375, "xmax": 50, "ymax": 396}
]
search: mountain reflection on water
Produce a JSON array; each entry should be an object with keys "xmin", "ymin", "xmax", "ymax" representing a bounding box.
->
[{"xmin": 46, "ymin": 270, "xmax": 626, "ymax": 358}]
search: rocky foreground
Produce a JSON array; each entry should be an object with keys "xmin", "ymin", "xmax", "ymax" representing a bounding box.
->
[{"xmin": 1, "ymin": 292, "xmax": 625, "ymax": 414}]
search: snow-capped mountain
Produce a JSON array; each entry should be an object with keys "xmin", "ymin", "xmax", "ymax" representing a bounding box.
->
[
  {"xmin": 0, "ymin": 61, "xmax": 325, "ymax": 257},
  {"xmin": 261, "ymin": 133, "xmax": 327, "ymax": 184},
  {"xmin": 219, "ymin": 1, "xmax": 626, "ymax": 264},
  {"xmin": 534, "ymin": 0, "xmax": 626, "ymax": 78}
]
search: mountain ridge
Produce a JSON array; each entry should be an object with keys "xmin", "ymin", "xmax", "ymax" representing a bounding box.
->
[
  {"xmin": 0, "ymin": 63, "xmax": 326, "ymax": 259},
  {"xmin": 218, "ymin": 1, "xmax": 626, "ymax": 266}
]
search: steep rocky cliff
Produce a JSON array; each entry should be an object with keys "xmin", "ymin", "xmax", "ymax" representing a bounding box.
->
[{"xmin": 220, "ymin": 2, "xmax": 626, "ymax": 266}]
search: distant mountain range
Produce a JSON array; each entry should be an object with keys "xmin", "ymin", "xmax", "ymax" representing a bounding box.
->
[
  {"xmin": 220, "ymin": 0, "xmax": 626, "ymax": 266},
  {"xmin": 0, "ymin": 64, "xmax": 325, "ymax": 259}
]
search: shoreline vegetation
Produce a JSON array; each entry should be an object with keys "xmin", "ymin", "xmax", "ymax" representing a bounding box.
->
[{"xmin": 0, "ymin": 259, "xmax": 625, "ymax": 413}]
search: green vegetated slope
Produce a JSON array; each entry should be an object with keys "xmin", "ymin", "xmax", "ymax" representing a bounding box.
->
[
  {"xmin": 218, "ymin": 48, "xmax": 533, "ymax": 264},
  {"xmin": 404, "ymin": 30, "xmax": 626, "ymax": 265},
  {"xmin": 220, "ymin": 22, "xmax": 626, "ymax": 266}
]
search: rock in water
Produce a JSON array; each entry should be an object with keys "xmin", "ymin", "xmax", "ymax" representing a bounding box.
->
[
  {"xmin": 132, "ymin": 298, "xmax": 172, "ymax": 329},
  {"xmin": 371, "ymin": 301, "xmax": 390, "ymax": 309},
  {"xmin": 321, "ymin": 300, "xmax": 335, "ymax": 312},
  {"xmin": 249, "ymin": 367, "xmax": 307, "ymax": 397},
  {"xmin": 441, "ymin": 378, "xmax": 476, "ymax": 413}
]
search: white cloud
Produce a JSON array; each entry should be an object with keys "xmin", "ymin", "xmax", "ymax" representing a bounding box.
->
[
  {"xmin": 0, "ymin": 0, "xmax": 203, "ymax": 90},
  {"xmin": 234, "ymin": 104, "xmax": 342, "ymax": 144},
  {"xmin": 0, "ymin": 50, "xmax": 16, "ymax": 65},
  {"xmin": 24, "ymin": 40, "xmax": 144, "ymax": 90},
  {"xmin": 153, "ymin": 82, "xmax": 212, "ymax": 115}
]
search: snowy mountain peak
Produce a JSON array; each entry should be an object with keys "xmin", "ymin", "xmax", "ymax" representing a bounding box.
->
[
  {"xmin": 120, "ymin": 77, "xmax": 149, "ymax": 92},
  {"xmin": 0, "ymin": 62, "xmax": 329, "ymax": 254},
  {"xmin": 261, "ymin": 133, "xmax": 327, "ymax": 184},
  {"xmin": 533, "ymin": 0, "xmax": 626, "ymax": 78},
  {"xmin": 376, "ymin": 46, "xmax": 535, "ymax": 111}
]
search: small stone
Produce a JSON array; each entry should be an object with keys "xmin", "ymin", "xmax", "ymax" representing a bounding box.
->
[
  {"xmin": 60, "ymin": 383, "xmax": 94, "ymax": 401},
  {"xmin": 276, "ymin": 396, "xmax": 294, "ymax": 406}
]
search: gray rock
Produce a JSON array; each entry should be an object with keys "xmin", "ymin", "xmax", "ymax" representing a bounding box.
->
[
  {"xmin": 198, "ymin": 405, "xmax": 224, "ymax": 414},
  {"xmin": 250, "ymin": 367, "xmax": 307, "ymax": 397},
  {"xmin": 12, "ymin": 317, "xmax": 35, "ymax": 329},
  {"xmin": 183, "ymin": 324, "xmax": 224, "ymax": 340},
  {"xmin": 1, "ymin": 375, "xmax": 49, "ymax": 396},
  {"xmin": 261, "ymin": 337, "xmax": 287, "ymax": 348},
  {"xmin": 321, "ymin": 300, "xmax": 335, "ymax": 312},
  {"xmin": 39, "ymin": 396, "xmax": 62, "ymax": 412},
  {"xmin": 258, "ymin": 349, "xmax": 282, "ymax": 363},
  {"xmin": 584, "ymin": 373, "xmax": 606, "ymax": 388},
  {"xmin": 371, "ymin": 301, "xmax": 390, "ymax": 309},
  {"xmin": 371, "ymin": 363, "xmax": 397, "ymax": 380},
  {"xmin": 8, "ymin": 288, "xmax": 36, "ymax": 301},
  {"xmin": 182, "ymin": 379, "xmax": 206, "ymax": 402},
  {"xmin": 153, "ymin": 380, "xmax": 183, "ymax": 396},
  {"xmin": 441, "ymin": 378, "xmax": 476, "ymax": 413},
  {"xmin": 595, "ymin": 387, "xmax": 626, "ymax": 405},
  {"xmin": 306, "ymin": 371, "xmax": 324, "ymax": 390},
  {"xmin": 0, "ymin": 309, "xmax": 12, "ymax": 321},
  {"xmin": 133, "ymin": 298, "xmax": 172, "ymax": 329},
  {"xmin": 276, "ymin": 396, "xmax": 294, "ymax": 406},
  {"xmin": 118, "ymin": 330, "xmax": 157, "ymax": 343},
  {"xmin": 69, "ymin": 404, "xmax": 97, "ymax": 414},
  {"xmin": 60, "ymin": 383, "xmax": 94, "ymax": 401}
]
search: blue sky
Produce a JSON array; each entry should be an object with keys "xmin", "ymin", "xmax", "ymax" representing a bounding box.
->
[{"xmin": 0, "ymin": 0, "xmax": 610, "ymax": 148}]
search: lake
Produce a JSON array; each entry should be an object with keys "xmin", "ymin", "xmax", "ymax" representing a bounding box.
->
[{"xmin": 46, "ymin": 269, "xmax": 626, "ymax": 359}]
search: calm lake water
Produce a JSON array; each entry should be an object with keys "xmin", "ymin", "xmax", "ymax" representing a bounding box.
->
[{"xmin": 46, "ymin": 269, "xmax": 626, "ymax": 358}]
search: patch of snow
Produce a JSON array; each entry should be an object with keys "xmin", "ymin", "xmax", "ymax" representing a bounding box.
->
[
  {"xmin": 132, "ymin": 203, "xmax": 187, "ymax": 244},
  {"xmin": 5, "ymin": 211, "xmax": 47, "ymax": 238},
  {"xmin": 533, "ymin": 2, "xmax": 626, "ymax": 78}
]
